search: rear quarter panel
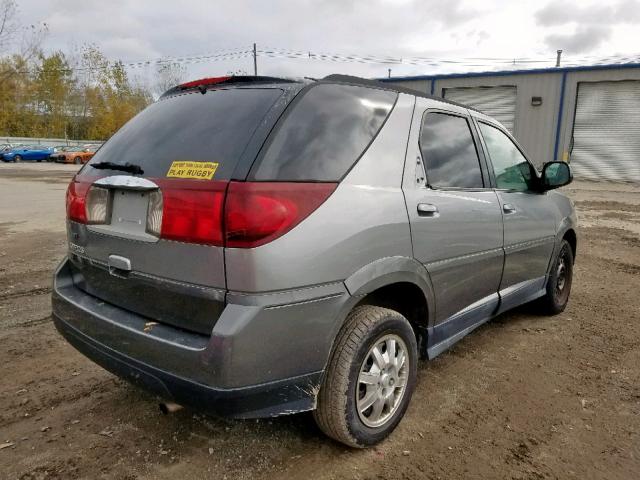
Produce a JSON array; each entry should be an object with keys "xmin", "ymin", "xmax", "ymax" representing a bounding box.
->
[{"xmin": 225, "ymin": 93, "xmax": 417, "ymax": 293}]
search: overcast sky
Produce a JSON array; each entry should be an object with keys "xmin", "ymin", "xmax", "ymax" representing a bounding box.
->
[{"xmin": 14, "ymin": 0, "xmax": 640, "ymax": 83}]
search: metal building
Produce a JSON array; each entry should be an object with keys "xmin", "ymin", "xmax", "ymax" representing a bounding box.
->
[{"xmin": 383, "ymin": 63, "xmax": 640, "ymax": 182}]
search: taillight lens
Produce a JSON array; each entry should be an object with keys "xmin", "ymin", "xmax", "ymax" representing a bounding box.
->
[
  {"xmin": 66, "ymin": 181, "xmax": 91, "ymax": 223},
  {"xmin": 224, "ymin": 182, "xmax": 337, "ymax": 248},
  {"xmin": 85, "ymin": 186, "xmax": 111, "ymax": 224},
  {"xmin": 156, "ymin": 179, "xmax": 227, "ymax": 246},
  {"xmin": 67, "ymin": 178, "xmax": 336, "ymax": 248},
  {"xmin": 146, "ymin": 190, "xmax": 163, "ymax": 236}
]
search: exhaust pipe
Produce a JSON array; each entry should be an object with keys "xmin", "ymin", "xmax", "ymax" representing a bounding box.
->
[{"xmin": 159, "ymin": 402, "xmax": 183, "ymax": 414}]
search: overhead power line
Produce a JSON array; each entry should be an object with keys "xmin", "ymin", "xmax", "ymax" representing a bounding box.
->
[{"xmin": 5, "ymin": 43, "xmax": 640, "ymax": 76}]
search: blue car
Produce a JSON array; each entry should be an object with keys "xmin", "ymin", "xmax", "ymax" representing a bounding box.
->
[{"xmin": 2, "ymin": 145, "xmax": 55, "ymax": 162}]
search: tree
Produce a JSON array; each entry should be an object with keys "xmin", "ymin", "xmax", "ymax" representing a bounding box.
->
[
  {"xmin": 0, "ymin": 0, "xmax": 47, "ymax": 82},
  {"xmin": 34, "ymin": 51, "xmax": 74, "ymax": 137},
  {"xmin": 154, "ymin": 62, "xmax": 186, "ymax": 97},
  {"xmin": 0, "ymin": 0, "xmax": 17, "ymax": 54},
  {"xmin": 0, "ymin": 3, "xmax": 152, "ymax": 140}
]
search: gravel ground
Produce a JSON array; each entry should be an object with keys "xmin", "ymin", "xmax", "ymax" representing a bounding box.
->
[{"xmin": 0, "ymin": 162, "xmax": 638, "ymax": 479}]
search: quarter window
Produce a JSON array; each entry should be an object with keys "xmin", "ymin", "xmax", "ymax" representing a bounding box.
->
[
  {"xmin": 250, "ymin": 84, "xmax": 397, "ymax": 181},
  {"xmin": 479, "ymin": 122, "xmax": 534, "ymax": 191},
  {"xmin": 419, "ymin": 112, "xmax": 484, "ymax": 189}
]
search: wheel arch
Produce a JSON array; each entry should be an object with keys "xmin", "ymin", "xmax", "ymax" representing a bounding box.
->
[
  {"xmin": 339, "ymin": 256, "xmax": 435, "ymax": 358},
  {"xmin": 562, "ymin": 228, "xmax": 577, "ymax": 262}
]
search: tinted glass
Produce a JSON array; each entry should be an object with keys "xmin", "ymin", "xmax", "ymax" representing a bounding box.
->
[
  {"xmin": 479, "ymin": 122, "xmax": 533, "ymax": 191},
  {"xmin": 250, "ymin": 84, "xmax": 397, "ymax": 181},
  {"xmin": 419, "ymin": 112, "xmax": 483, "ymax": 188},
  {"xmin": 80, "ymin": 88, "xmax": 283, "ymax": 179}
]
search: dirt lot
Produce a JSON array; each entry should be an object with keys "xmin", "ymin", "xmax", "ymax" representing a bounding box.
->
[{"xmin": 0, "ymin": 162, "xmax": 639, "ymax": 480}]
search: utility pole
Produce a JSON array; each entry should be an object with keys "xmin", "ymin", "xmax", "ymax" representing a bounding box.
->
[
  {"xmin": 556, "ymin": 49, "xmax": 563, "ymax": 67},
  {"xmin": 253, "ymin": 43, "xmax": 258, "ymax": 76}
]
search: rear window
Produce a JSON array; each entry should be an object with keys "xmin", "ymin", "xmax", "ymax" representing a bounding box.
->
[
  {"xmin": 249, "ymin": 84, "xmax": 397, "ymax": 181},
  {"xmin": 80, "ymin": 88, "xmax": 283, "ymax": 179}
]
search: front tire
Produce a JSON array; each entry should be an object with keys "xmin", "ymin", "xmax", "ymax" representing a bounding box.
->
[
  {"xmin": 314, "ymin": 305, "xmax": 418, "ymax": 447},
  {"xmin": 537, "ymin": 239, "xmax": 574, "ymax": 315},
  {"xmin": 74, "ymin": 157, "xmax": 82, "ymax": 165},
  {"xmin": 14, "ymin": 155, "xmax": 21, "ymax": 162}
]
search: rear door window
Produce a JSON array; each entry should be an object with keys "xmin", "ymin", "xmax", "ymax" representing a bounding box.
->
[
  {"xmin": 419, "ymin": 112, "xmax": 484, "ymax": 189},
  {"xmin": 80, "ymin": 88, "xmax": 283, "ymax": 180},
  {"xmin": 249, "ymin": 84, "xmax": 397, "ymax": 181}
]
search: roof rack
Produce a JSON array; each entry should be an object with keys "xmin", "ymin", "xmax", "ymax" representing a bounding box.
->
[
  {"xmin": 159, "ymin": 73, "xmax": 478, "ymax": 112},
  {"xmin": 322, "ymin": 74, "xmax": 480, "ymax": 112}
]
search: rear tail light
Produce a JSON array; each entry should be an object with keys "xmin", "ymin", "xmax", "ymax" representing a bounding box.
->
[
  {"xmin": 85, "ymin": 187, "xmax": 111, "ymax": 224},
  {"xmin": 224, "ymin": 182, "xmax": 337, "ymax": 248},
  {"xmin": 66, "ymin": 181, "xmax": 91, "ymax": 223},
  {"xmin": 156, "ymin": 180, "xmax": 227, "ymax": 246},
  {"xmin": 67, "ymin": 179, "xmax": 336, "ymax": 248},
  {"xmin": 145, "ymin": 190, "xmax": 163, "ymax": 236},
  {"xmin": 67, "ymin": 182, "xmax": 111, "ymax": 225}
]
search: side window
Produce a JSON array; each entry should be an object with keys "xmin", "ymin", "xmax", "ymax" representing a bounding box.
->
[
  {"xmin": 419, "ymin": 112, "xmax": 484, "ymax": 189},
  {"xmin": 250, "ymin": 84, "xmax": 397, "ymax": 181},
  {"xmin": 479, "ymin": 122, "xmax": 534, "ymax": 191}
]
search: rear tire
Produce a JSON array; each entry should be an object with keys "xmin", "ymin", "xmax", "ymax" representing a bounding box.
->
[
  {"xmin": 536, "ymin": 239, "xmax": 574, "ymax": 315},
  {"xmin": 314, "ymin": 305, "xmax": 418, "ymax": 448}
]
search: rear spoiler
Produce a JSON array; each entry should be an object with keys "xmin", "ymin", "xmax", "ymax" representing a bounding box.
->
[{"xmin": 160, "ymin": 76, "xmax": 298, "ymax": 98}]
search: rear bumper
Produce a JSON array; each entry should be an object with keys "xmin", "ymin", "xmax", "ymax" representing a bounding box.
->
[
  {"xmin": 53, "ymin": 313, "xmax": 320, "ymax": 418},
  {"xmin": 52, "ymin": 257, "xmax": 350, "ymax": 418}
]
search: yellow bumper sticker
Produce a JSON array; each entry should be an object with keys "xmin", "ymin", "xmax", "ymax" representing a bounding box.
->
[{"xmin": 167, "ymin": 161, "xmax": 219, "ymax": 180}]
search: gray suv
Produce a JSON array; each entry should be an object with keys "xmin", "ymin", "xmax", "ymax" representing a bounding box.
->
[{"xmin": 52, "ymin": 75, "xmax": 576, "ymax": 447}]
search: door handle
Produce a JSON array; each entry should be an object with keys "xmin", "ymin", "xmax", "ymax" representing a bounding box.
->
[
  {"xmin": 417, "ymin": 203, "xmax": 439, "ymax": 217},
  {"xmin": 502, "ymin": 203, "xmax": 516, "ymax": 214}
]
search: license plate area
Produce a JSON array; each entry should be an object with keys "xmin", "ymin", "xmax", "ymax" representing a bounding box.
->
[{"xmin": 88, "ymin": 189, "xmax": 159, "ymax": 243}]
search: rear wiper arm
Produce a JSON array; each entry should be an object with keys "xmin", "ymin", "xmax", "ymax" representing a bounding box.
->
[{"xmin": 91, "ymin": 161, "xmax": 144, "ymax": 175}]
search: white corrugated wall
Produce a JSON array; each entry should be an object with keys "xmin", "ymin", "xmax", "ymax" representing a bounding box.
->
[
  {"xmin": 443, "ymin": 86, "xmax": 517, "ymax": 134},
  {"xmin": 571, "ymin": 80, "xmax": 640, "ymax": 182}
]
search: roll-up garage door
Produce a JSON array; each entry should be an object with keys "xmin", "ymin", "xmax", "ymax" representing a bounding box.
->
[
  {"xmin": 443, "ymin": 86, "xmax": 517, "ymax": 134},
  {"xmin": 571, "ymin": 81, "xmax": 640, "ymax": 182}
]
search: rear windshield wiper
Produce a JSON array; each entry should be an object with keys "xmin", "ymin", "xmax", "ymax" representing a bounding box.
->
[{"xmin": 91, "ymin": 161, "xmax": 144, "ymax": 175}]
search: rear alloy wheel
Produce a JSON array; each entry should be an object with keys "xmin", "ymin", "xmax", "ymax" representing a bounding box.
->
[
  {"xmin": 314, "ymin": 305, "xmax": 417, "ymax": 447},
  {"xmin": 356, "ymin": 334, "xmax": 410, "ymax": 428},
  {"xmin": 536, "ymin": 239, "xmax": 574, "ymax": 315}
]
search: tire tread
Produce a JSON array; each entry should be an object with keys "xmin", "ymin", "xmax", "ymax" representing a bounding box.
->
[{"xmin": 314, "ymin": 305, "xmax": 405, "ymax": 447}]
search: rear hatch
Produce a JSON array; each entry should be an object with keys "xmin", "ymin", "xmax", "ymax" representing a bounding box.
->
[{"xmin": 66, "ymin": 84, "xmax": 288, "ymax": 335}]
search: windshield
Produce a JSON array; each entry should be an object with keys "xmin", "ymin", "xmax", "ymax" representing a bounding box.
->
[{"xmin": 81, "ymin": 87, "xmax": 284, "ymax": 180}]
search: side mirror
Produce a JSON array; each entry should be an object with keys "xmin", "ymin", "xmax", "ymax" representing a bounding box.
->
[{"xmin": 541, "ymin": 161, "xmax": 572, "ymax": 190}]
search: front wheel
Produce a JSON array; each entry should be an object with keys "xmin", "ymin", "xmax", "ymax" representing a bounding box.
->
[
  {"xmin": 536, "ymin": 239, "xmax": 574, "ymax": 315},
  {"xmin": 314, "ymin": 305, "xmax": 418, "ymax": 447},
  {"xmin": 14, "ymin": 155, "xmax": 21, "ymax": 162},
  {"xmin": 74, "ymin": 157, "xmax": 82, "ymax": 165}
]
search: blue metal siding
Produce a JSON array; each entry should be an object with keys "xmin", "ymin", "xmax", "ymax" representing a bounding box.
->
[
  {"xmin": 379, "ymin": 62, "xmax": 640, "ymax": 83},
  {"xmin": 553, "ymin": 73, "xmax": 568, "ymax": 161}
]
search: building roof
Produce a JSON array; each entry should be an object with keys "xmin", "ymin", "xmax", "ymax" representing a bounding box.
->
[{"xmin": 380, "ymin": 62, "xmax": 640, "ymax": 82}]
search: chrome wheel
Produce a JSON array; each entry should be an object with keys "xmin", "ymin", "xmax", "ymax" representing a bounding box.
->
[
  {"xmin": 556, "ymin": 256, "xmax": 567, "ymax": 294},
  {"xmin": 356, "ymin": 334, "xmax": 409, "ymax": 428}
]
